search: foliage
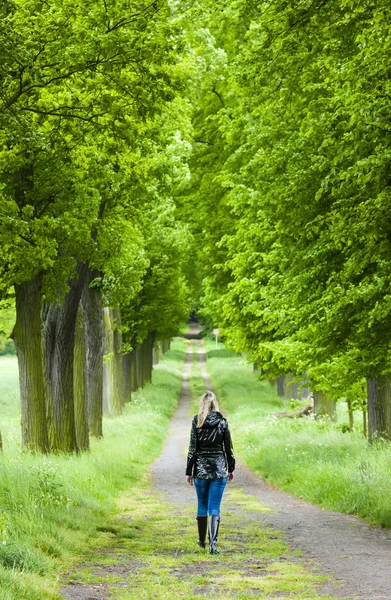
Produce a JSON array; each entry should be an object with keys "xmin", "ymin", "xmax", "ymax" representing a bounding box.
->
[
  {"xmin": 177, "ymin": 0, "xmax": 391, "ymax": 408},
  {"xmin": 0, "ymin": 0, "xmax": 192, "ymax": 338},
  {"xmin": 0, "ymin": 301, "xmax": 15, "ymax": 354}
]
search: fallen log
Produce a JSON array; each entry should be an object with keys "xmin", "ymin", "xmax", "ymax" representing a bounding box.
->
[{"xmin": 272, "ymin": 404, "xmax": 313, "ymax": 419}]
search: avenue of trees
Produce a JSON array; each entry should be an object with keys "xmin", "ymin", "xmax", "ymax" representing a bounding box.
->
[
  {"xmin": 176, "ymin": 0, "xmax": 391, "ymax": 441},
  {"xmin": 0, "ymin": 0, "xmax": 191, "ymax": 452},
  {"xmin": 2, "ymin": 0, "xmax": 391, "ymax": 450}
]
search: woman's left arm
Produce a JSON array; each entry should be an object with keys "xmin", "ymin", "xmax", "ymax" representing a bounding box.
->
[{"xmin": 186, "ymin": 418, "xmax": 197, "ymax": 477}]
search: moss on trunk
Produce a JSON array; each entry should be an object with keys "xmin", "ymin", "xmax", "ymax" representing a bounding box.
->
[
  {"xmin": 42, "ymin": 262, "xmax": 88, "ymax": 452},
  {"xmin": 74, "ymin": 307, "xmax": 89, "ymax": 451},
  {"xmin": 12, "ymin": 274, "xmax": 49, "ymax": 452}
]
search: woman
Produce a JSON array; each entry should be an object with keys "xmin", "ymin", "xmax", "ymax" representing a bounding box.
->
[{"xmin": 186, "ymin": 390, "xmax": 235, "ymax": 555}]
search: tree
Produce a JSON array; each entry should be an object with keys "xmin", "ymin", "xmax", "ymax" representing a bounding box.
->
[
  {"xmin": 0, "ymin": 0, "xmax": 186, "ymax": 451},
  {"xmin": 179, "ymin": 0, "xmax": 391, "ymax": 435}
]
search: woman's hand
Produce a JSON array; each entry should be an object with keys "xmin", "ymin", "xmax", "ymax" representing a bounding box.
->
[
  {"xmin": 186, "ymin": 476, "xmax": 193, "ymax": 486},
  {"xmin": 228, "ymin": 472, "xmax": 234, "ymax": 483}
]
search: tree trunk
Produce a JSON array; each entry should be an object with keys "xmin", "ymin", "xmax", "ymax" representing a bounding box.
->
[
  {"xmin": 128, "ymin": 350, "xmax": 138, "ymax": 392},
  {"xmin": 363, "ymin": 405, "xmax": 367, "ymax": 439},
  {"xmin": 366, "ymin": 376, "xmax": 391, "ymax": 442},
  {"xmin": 103, "ymin": 307, "xmax": 114, "ymax": 414},
  {"xmin": 112, "ymin": 308, "xmax": 125, "ymax": 412},
  {"xmin": 153, "ymin": 341, "xmax": 163, "ymax": 365},
  {"xmin": 102, "ymin": 307, "xmax": 122, "ymax": 416},
  {"xmin": 142, "ymin": 332, "xmax": 155, "ymax": 385},
  {"xmin": 162, "ymin": 339, "xmax": 170, "ymax": 354},
  {"xmin": 135, "ymin": 344, "xmax": 143, "ymax": 389},
  {"xmin": 347, "ymin": 398, "xmax": 354, "ymax": 432},
  {"xmin": 42, "ymin": 262, "xmax": 88, "ymax": 452},
  {"xmin": 74, "ymin": 307, "xmax": 89, "ymax": 451},
  {"xmin": 284, "ymin": 372, "xmax": 294, "ymax": 400},
  {"xmin": 81, "ymin": 269, "xmax": 103, "ymax": 438},
  {"xmin": 276, "ymin": 375, "xmax": 285, "ymax": 397},
  {"xmin": 123, "ymin": 352, "xmax": 132, "ymax": 403},
  {"xmin": 313, "ymin": 391, "xmax": 337, "ymax": 422},
  {"xmin": 12, "ymin": 275, "xmax": 49, "ymax": 452}
]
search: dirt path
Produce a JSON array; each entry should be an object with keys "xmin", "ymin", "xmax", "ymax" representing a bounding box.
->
[
  {"xmin": 189, "ymin": 344, "xmax": 391, "ymax": 600},
  {"xmin": 151, "ymin": 346, "xmax": 195, "ymax": 507},
  {"xmin": 62, "ymin": 340, "xmax": 391, "ymax": 599}
]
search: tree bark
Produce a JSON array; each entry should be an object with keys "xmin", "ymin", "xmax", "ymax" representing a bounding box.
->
[
  {"xmin": 347, "ymin": 398, "xmax": 354, "ymax": 432},
  {"xmin": 12, "ymin": 274, "xmax": 49, "ymax": 452},
  {"xmin": 74, "ymin": 307, "xmax": 89, "ymax": 451},
  {"xmin": 42, "ymin": 262, "xmax": 88, "ymax": 452},
  {"xmin": 313, "ymin": 391, "xmax": 337, "ymax": 422},
  {"xmin": 135, "ymin": 344, "xmax": 143, "ymax": 389},
  {"xmin": 153, "ymin": 341, "xmax": 163, "ymax": 366},
  {"xmin": 112, "ymin": 308, "xmax": 125, "ymax": 412},
  {"xmin": 366, "ymin": 376, "xmax": 391, "ymax": 442},
  {"xmin": 142, "ymin": 332, "xmax": 155, "ymax": 385},
  {"xmin": 103, "ymin": 307, "xmax": 114, "ymax": 414},
  {"xmin": 276, "ymin": 375, "xmax": 285, "ymax": 397},
  {"xmin": 123, "ymin": 352, "xmax": 132, "ymax": 403},
  {"xmin": 162, "ymin": 339, "xmax": 170, "ymax": 354},
  {"xmin": 81, "ymin": 269, "xmax": 104, "ymax": 438},
  {"xmin": 363, "ymin": 406, "xmax": 367, "ymax": 439},
  {"xmin": 102, "ymin": 307, "xmax": 123, "ymax": 415},
  {"xmin": 284, "ymin": 372, "xmax": 294, "ymax": 400}
]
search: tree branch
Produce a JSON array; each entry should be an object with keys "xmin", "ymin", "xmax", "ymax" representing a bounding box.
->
[
  {"xmin": 212, "ymin": 86, "xmax": 225, "ymax": 107},
  {"xmin": 18, "ymin": 106, "xmax": 109, "ymax": 124},
  {"xmin": 106, "ymin": 0, "xmax": 160, "ymax": 33}
]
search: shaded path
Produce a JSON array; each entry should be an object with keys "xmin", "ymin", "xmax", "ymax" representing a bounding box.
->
[{"xmin": 152, "ymin": 342, "xmax": 391, "ymax": 600}]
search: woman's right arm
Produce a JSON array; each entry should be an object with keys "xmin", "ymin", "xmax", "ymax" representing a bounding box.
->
[
  {"xmin": 186, "ymin": 418, "xmax": 197, "ymax": 477},
  {"xmin": 223, "ymin": 421, "xmax": 236, "ymax": 474}
]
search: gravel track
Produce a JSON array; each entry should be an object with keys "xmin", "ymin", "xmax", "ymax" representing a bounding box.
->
[{"xmin": 151, "ymin": 342, "xmax": 391, "ymax": 600}]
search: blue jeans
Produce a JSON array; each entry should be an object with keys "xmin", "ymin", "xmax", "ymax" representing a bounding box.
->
[{"xmin": 194, "ymin": 477, "xmax": 228, "ymax": 517}]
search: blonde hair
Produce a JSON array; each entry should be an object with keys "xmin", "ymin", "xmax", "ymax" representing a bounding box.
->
[{"xmin": 197, "ymin": 391, "xmax": 220, "ymax": 428}]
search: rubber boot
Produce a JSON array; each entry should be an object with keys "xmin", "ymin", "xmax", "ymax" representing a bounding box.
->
[
  {"xmin": 197, "ymin": 516, "xmax": 207, "ymax": 548},
  {"xmin": 209, "ymin": 515, "xmax": 220, "ymax": 555}
]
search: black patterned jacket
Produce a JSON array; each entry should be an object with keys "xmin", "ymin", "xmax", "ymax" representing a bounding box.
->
[{"xmin": 186, "ymin": 411, "xmax": 235, "ymax": 479}]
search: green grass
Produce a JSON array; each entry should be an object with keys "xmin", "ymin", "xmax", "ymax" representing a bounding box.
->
[
  {"xmin": 61, "ymin": 474, "xmax": 334, "ymax": 600},
  {"xmin": 0, "ymin": 338, "xmax": 187, "ymax": 600},
  {"xmin": 205, "ymin": 345, "xmax": 391, "ymax": 528}
]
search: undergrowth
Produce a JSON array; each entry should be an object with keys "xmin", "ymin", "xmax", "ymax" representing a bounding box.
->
[
  {"xmin": 205, "ymin": 344, "xmax": 391, "ymax": 528},
  {"xmin": 0, "ymin": 338, "xmax": 186, "ymax": 600}
]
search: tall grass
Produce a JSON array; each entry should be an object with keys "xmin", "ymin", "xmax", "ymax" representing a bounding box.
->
[
  {"xmin": 206, "ymin": 344, "xmax": 391, "ymax": 528},
  {"xmin": 0, "ymin": 338, "xmax": 186, "ymax": 600}
]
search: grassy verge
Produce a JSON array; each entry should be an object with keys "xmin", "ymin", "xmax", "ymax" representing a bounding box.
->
[
  {"xmin": 0, "ymin": 338, "xmax": 187, "ymax": 600},
  {"xmin": 205, "ymin": 344, "xmax": 391, "ymax": 528}
]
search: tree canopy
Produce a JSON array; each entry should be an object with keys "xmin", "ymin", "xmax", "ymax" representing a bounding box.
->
[{"xmin": 2, "ymin": 0, "xmax": 391, "ymax": 447}]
